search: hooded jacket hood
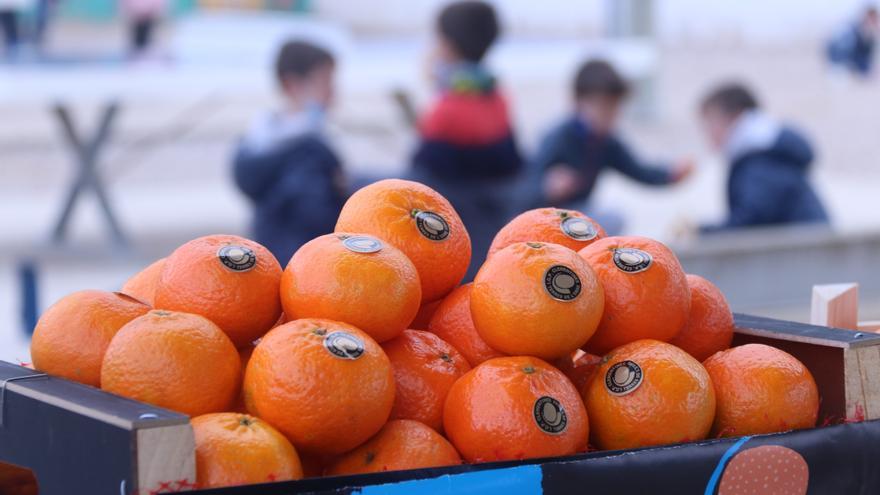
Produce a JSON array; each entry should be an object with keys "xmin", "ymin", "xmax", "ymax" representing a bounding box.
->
[{"xmin": 725, "ymin": 110, "xmax": 814, "ymax": 170}]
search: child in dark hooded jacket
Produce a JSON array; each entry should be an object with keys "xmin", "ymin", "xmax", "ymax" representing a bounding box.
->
[
  {"xmin": 232, "ymin": 40, "xmax": 346, "ymax": 264},
  {"xmin": 699, "ymin": 83, "xmax": 829, "ymax": 232}
]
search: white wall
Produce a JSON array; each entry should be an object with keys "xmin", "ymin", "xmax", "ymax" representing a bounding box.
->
[
  {"xmin": 313, "ymin": 0, "xmax": 871, "ymax": 44},
  {"xmin": 655, "ymin": 0, "xmax": 869, "ymax": 44}
]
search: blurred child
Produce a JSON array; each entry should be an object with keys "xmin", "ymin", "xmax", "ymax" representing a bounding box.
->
[
  {"xmin": 699, "ymin": 83, "xmax": 829, "ymax": 233},
  {"xmin": 532, "ymin": 59, "xmax": 691, "ymax": 229},
  {"xmin": 827, "ymin": 5, "xmax": 878, "ymax": 78},
  {"xmin": 411, "ymin": 0, "xmax": 523, "ymax": 278},
  {"xmin": 233, "ymin": 40, "xmax": 346, "ymax": 264}
]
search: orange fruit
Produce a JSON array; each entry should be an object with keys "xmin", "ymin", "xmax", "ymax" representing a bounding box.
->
[
  {"xmin": 427, "ymin": 283, "xmax": 503, "ymax": 366},
  {"xmin": 584, "ymin": 339, "xmax": 715, "ymax": 451},
  {"xmin": 192, "ymin": 413, "xmax": 303, "ymax": 488},
  {"xmin": 121, "ymin": 257, "xmax": 166, "ymax": 306},
  {"xmin": 280, "ymin": 233, "xmax": 421, "ymax": 343},
  {"xmin": 488, "ymin": 208, "xmax": 606, "ymax": 257},
  {"xmin": 31, "ymin": 290, "xmax": 150, "ymax": 387},
  {"xmin": 154, "ymin": 234, "xmax": 282, "ymax": 348},
  {"xmin": 243, "ymin": 318, "xmax": 395, "ymax": 455},
  {"xmin": 326, "ymin": 420, "xmax": 461, "ymax": 475},
  {"xmin": 443, "ymin": 356, "xmax": 589, "ymax": 462},
  {"xmin": 0, "ymin": 462, "xmax": 37, "ymax": 495},
  {"xmin": 578, "ymin": 236, "xmax": 690, "ymax": 355},
  {"xmin": 382, "ymin": 329, "xmax": 471, "ymax": 431},
  {"xmin": 335, "ymin": 179, "xmax": 471, "ymax": 303},
  {"xmin": 411, "ymin": 300, "xmax": 442, "ymax": 330},
  {"xmin": 100, "ymin": 310, "xmax": 241, "ymax": 416},
  {"xmin": 703, "ymin": 344, "xmax": 818, "ymax": 437},
  {"xmin": 470, "ymin": 242, "xmax": 604, "ymax": 360},
  {"xmin": 553, "ymin": 350, "xmax": 602, "ymax": 392},
  {"xmin": 668, "ymin": 274, "xmax": 735, "ymax": 362},
  {"xmin": 232, "ymin": 344, "xmax": 256, "ymax": 413}
]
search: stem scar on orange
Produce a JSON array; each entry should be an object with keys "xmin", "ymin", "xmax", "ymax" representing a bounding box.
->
[{"xmin": 335, "ymin": 179, "xmax": 471, "ymax": 303}]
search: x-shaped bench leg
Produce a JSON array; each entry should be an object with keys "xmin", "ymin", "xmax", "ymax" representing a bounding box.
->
[{"xmin": 50, "ymin": 102, "xmax": 127, "ymax": 247}]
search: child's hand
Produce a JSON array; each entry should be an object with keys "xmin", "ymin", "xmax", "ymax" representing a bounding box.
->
[
  {"xmin": 670, "ymin": 216, "xmax": 698, "ymax": 243},
  {"xmin": 544, "ymin": 165, "xmax": 582, "ymax": 203},
  {"xmin": 670, "ymin": 158, "xmax": 695, "ymax": 183}
]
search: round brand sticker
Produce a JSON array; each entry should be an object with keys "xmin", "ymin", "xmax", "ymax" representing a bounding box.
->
[
  {"xmin": 217, "ymin": 246, "xmax": 257, "ymax": 272},
  {"xmin": 533, "ymin": 396, "xmax": 568, "ymax": 435},
  {"xmin": 414, "ymin": 211, "xmax": 450, "ymax": 241},
  {"xmin": 340, "ymin": 235, "xmax": 383, "ymax": 254},
  {"xmin": 612, "ymin": 248, "xmax": 653, "ymax": 274},
  {"xmin": 543, "ymin": 265, "xmax": 582, "ymax": 301},
  {"xmin": 560, "ymin": 216, "xmax": 599, "ymax": 241},
  {"xmin": 323, "ymin": 331, "xmax": 365, "ymax": 360},
  {"xmin": 605, "ymin": 360, "xmax": 643, "ymax": 396}
]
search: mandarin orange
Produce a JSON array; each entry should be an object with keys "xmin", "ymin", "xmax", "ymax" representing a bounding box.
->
[
  {"xmin": 443, "ymin": 356, "xmax": 589, "ymax": 462},
  {"xmin": 280, "ymin": 233, "xmax": 421, "ymax": 343},
  {"xmin": 243, "ymin": 318, "xmax": 395, "ymax": 455},
  {"xmin": 584, "ymin": 339, "xmax": 715, "ymax": 450},
  {"xmin": 578, "ymin": 236, "xmax": 690, "ymax": 355},
  {"xmin": 192, "ymin": 413, "xmax": 303, "ymax": 488},
  {"xmin": 335, "ymin": 179, "xmax": 470, "ymax": 303},
  {"xmin": 154, "ymin": 235, "xmax": 282, "ymax": 348},
  {"xmin": 100, "ymin": 310, "xmax": 240, "ymax": 416},
  {"xmin": 31, "ymin": 290, "xmax": 150, "ymax": 387},
  {"xmin": 471, "ymin": 242, "xmax": 604, "ymax": 360}
]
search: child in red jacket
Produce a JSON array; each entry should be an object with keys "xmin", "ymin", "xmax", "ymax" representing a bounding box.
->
[{"xmin": 411, "ymin": 1, "xmax": 523, "ymax": 278}]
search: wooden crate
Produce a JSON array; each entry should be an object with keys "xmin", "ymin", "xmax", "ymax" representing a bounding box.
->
[
  {"xmin": 0, "ymin": 362, "xmax": 195, "ymax": 495},
  {"xmin": 3, "ymin": 313, "xmax": 880, "ymax": 494}
]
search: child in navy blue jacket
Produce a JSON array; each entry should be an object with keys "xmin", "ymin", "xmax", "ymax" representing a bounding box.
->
[
  {"xmin": 532, "ymin": 60, "xmax": 691, "ymax": 220},
  {"xmin": 699, "ymin": 83, "xmax": 829, "ymax": 232},
  {"xmin": 411, "ymin": 0, "xmax": 523, "ymax": 278},
  {"xmin": 233, "ymin": 40, "xmax": 346, "ymax": 265}
]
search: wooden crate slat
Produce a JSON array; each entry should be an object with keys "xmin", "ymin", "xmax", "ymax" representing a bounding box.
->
[
  {"xmin": 0, "ymin": 361, "xmax": 195, "ymax": 495},
  {"xmin": 734, "ymin": 313, "xmax": 880, "ymax": 349}
]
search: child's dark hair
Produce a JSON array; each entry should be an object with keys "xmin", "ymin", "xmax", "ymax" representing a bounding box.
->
[
  {"xmin": 437, "ymin": 1, "xmax": 499, "ymax": 62},
  {"xmin": 701, "ymin": 83, "xmax": 760, "ymax": 116},
  {"xmin": 275, "ymin": 40, "xmax": 334, "ymax": 85},
  {"xmin": 573, "ymin": 60, "xmax": 630, "ymax": 100}
]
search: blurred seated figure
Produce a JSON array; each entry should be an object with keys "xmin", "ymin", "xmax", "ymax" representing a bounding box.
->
[
  {"xmin": 530, "ymin": 59, "xmax": 691, "ymax": 233},
  {"xmin": 698, "ymin": 83, "xmax": 829, "ymax": 233},
  {"xmin": 827, "ymin": 5, "xmax": 878, "ymax": 78},
  {"xmin": 410, "ymin": 0, "xmax": 523, "ymax": 279},
  {"xmin": 123, "ymin": 0, "xmax": 166, "ymax": 59},
  {"xmin": 0, "ymin": 0, "xmax": 31, "ymax": 58},
  {"xmin": 233, "ymin": 40, "xmax": 347, "ymax": 265}
]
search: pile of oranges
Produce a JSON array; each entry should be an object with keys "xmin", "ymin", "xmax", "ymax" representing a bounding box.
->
[{"xmin": 29, "ymin": 179, "xmax": 820, "ymax": 489}]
